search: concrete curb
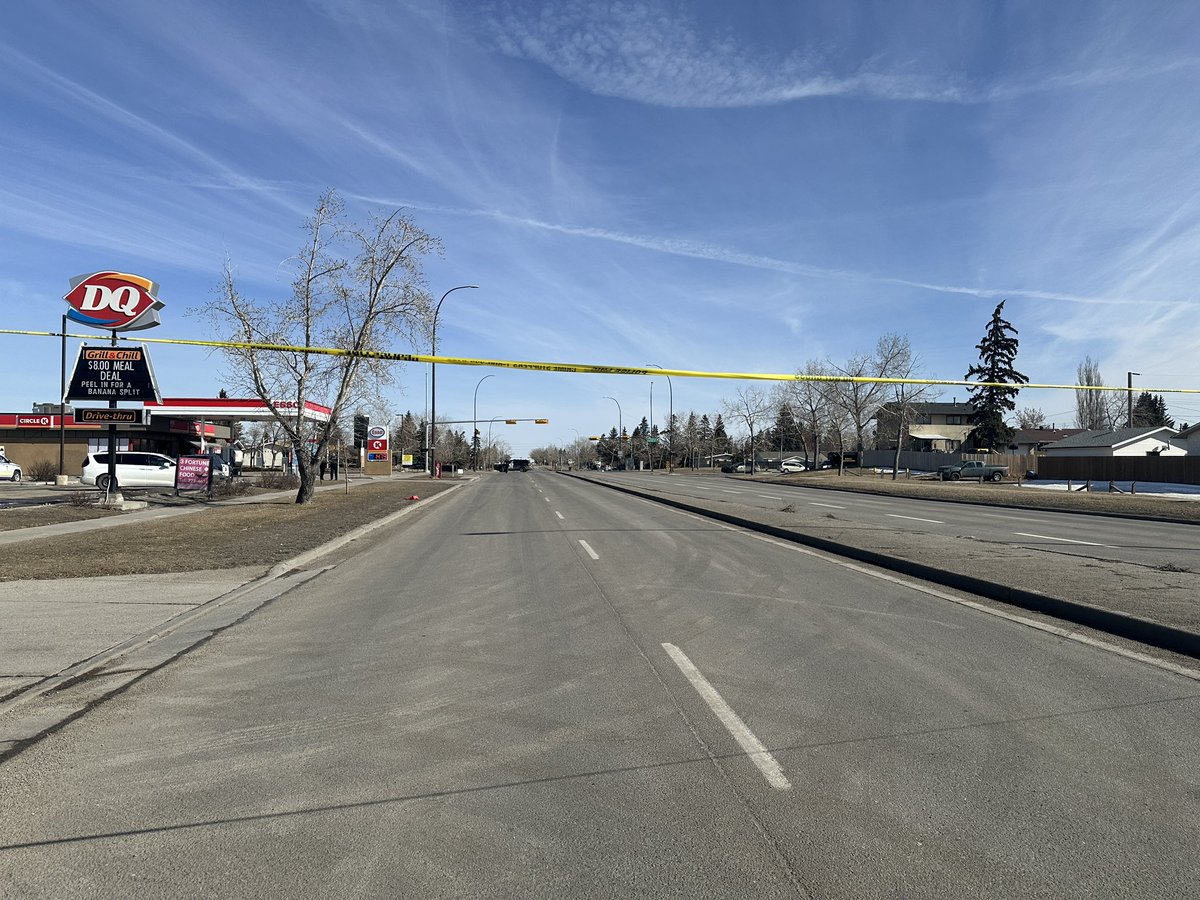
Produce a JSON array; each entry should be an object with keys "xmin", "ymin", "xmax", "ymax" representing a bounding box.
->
[{"xmin": 565, "ymin": 472, "xmax": 1200, "ymax": 660}]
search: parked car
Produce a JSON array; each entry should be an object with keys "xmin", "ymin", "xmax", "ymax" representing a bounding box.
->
[
  {"xmin": 937, "ymin": 460, "xmax": 1009, "ymax": 482},
  {"xmin": 80, "ymin": 451, "xmax": 177, "ymax": 491},
  {"xmin": 779, "ymin": 463, "xmax": 805, "ymax": 474},
  {"xmin": 0, "ymin": 452, "xmax": 21, "ymax": 482}
]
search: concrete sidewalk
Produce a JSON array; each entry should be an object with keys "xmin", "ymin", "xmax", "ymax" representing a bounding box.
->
[{"xmin": 0, "ymin": 569, "xmax": 265, "ymax": 702}]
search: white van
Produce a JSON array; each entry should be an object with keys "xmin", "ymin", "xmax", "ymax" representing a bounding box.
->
[{"xmin": 80, "ymin": 452, "xmax": 177, "ymax": 491}]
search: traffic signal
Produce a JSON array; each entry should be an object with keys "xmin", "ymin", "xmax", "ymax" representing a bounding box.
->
[
  {"xmin": 353, "ymin": 414, "xmax": 369, "ymax": 449},
  {"xmin": 534, "ymin": 418, "xmax": 549, "ymax": 424},
  {"xmin": 505, "ymin": 419, "xmax": 517, "ymax": 425}
]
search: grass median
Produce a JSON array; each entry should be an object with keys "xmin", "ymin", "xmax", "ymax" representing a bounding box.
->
[{"xmin": 0, "ymin": 479, "xmax": 459, "ymax": 581}]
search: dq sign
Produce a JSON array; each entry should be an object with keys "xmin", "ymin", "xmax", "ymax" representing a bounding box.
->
[{"xmin": 64, "ymin": 272, "xmax": 165, "ymax": 331}]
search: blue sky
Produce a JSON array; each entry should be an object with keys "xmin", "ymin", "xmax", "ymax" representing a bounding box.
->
[{"xmin": 3, "ymin": 0, "xmax": 1199, "ymax": 452}]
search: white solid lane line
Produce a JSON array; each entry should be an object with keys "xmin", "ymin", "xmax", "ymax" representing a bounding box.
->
[
  {"xmin": 887, "ymin": 514, "xmax": 944, "ymax": 525},
  {"xmin": 579, "ymin": 540, "xmax": 600, "ymax": 560},
  {"xmin": 555, "ymin": 511, "xmax": 564, "ymax": 519},
  {"xmin": 1014, "ymin": 531, "xmax": 1109, "ymax": 547},
  {"xmin": 810, "ymin": 502, "xmax": 845, "ymax": 509},
  {"xmin": 661, "ymin": 643, "xmax": 791, "ymax": 792}
]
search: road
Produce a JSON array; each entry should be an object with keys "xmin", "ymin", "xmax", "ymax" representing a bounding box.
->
[
  {"xmin": 1, "ymin": 470, "xmax": 1196, "ymax": 898},
  {"xmin": 600, "ymin": 470, "xmax": 1200, "ymax": 568}
]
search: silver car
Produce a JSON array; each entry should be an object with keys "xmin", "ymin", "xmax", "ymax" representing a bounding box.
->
[{"xmin": 80, "ymin": 451, "xmax": 177, "ymax": 491}]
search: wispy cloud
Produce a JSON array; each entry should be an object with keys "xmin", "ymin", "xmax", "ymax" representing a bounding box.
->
[
  {"xmin": 345, "ymin": 190, "xmax": 1190, "ymax": 309},
  {"xmin": 473, "ymin": 2, "xmax": 1200, "ymax": 109}
]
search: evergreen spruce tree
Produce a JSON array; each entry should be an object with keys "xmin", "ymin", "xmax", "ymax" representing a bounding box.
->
[
  {"xmin": 1131, "ymin": 392, "xmax": 1174, "ymax": 428},
  {"xmin": 712, "ymin": 415, "xmax": 731, "ymax": 454},
  {"xmin": 964, "ymin": 301, "xmax": 1027, "ymax": 449}
]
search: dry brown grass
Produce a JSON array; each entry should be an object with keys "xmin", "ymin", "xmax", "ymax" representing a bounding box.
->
[
  {"xmin": 0, "ymin": 480, "xmax": 456, "ymax": 581},
  {"xmin": 741, "ymin": 469, "xmax": 1200, "ymax": 522}
]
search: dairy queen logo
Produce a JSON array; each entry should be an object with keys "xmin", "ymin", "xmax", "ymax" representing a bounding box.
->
[{"xmin": 63, "ymin": 271, "xmax": 165, "ymax": 331}]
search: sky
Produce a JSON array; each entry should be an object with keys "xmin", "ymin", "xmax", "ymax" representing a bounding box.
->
[{"xmin": 3, "ymin": 0, "xmax": 1199, "ymax": 453}]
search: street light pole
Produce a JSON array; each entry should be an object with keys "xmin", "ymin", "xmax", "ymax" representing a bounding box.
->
[
  {"xmin": 647, "ymin": 364, "xmax": 672, "ymax": 473},
  {"xmin": 486, "ymin": 415, "xmax": 504, "ymax": 470},
  {"xmin": 1127, "ymin": 371, "xmax": 1141, "ymax": 428},
  {"xmin": 603, "ymin": 396, "xmax": 622, "ymax": 470},
  {"xmin": 568, "ymin": 427, "xmax": 580, "ymax": 471},
  {"xmin": 472, "ymin": 373, "xmax": 495, "ymax": 470},
  {"xmin": 429, "ymin": 284, "xmax": 478, "ymax": 477}
]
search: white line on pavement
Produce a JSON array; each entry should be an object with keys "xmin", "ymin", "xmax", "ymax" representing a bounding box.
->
[
  {"xmin": 720, "ymin": 489, "xmax": 742, "ymax": 494},
  {"xmin": 661, "ymin": 643, "xmax": 791, "ymax": 791},
  {"xmin": 544, "ymin": 497, "xmax": 550, "ymax": 502},
  {"xmin": 1014, "ymin": 532, "xmax": 1109, "ymax": 547},
  {"xmin": 555, "ymin": 511, "xmax": 564, "ymax": 519},
  {"xmin": 757, "ymin": 494, "xmax": 784, "ymax": 500},
  {"xmin": 887, "ymin": 514, "xmax": 944, "ymax": 525},
  {"xmin": 810, "ymin": 502, "xmax": 845, "ymax": 509},
  {"xmin": 579, "ymin": 540, "xmax": 600, "ymax": 560}
]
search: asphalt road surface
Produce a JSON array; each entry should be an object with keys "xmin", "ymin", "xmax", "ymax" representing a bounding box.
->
[
  {"xmin": 603, "ymin": 470, "xmax": 1200, "ymax": 569},
  {"xmin": 1, "ymin": 470, "xmax": 1196, "ymax": 898}
]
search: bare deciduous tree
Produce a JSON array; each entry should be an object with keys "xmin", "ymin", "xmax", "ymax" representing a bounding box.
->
[
  {"xmin": 1074, "ymin": 356, "xmax": 1123, "ymax": 430},
  {"xmin": 1016, "ymin": 407, "xmax": 1047, "ymax": 429},
  {"xmin": 721, "ymin": 387, "xmax": 773, "ymax": 473},
  {"xmin": 202, "ymin": 190, "xmax": 441, "ymax": 503},
  {"xmin": 878, "ymin": 335, "xmax": 939, "ymax": 479},
  {"xmin": 784, "ymin": 360, "xmax": 834, "ymax": 467},
  {"xmin": 827, "ymin": 335, "xmax": 913, "ymax": 453}
]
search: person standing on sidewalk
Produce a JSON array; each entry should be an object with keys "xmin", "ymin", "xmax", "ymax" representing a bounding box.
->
[
  {"xmin": 319, "ymin": 457, "xmax": 328, "ymax": 481},
  {"xmin": 330, "ymin": 453, "xmax": 340, "ymax": 480}
]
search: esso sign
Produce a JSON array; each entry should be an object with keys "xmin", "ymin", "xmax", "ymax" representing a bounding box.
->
[
  {"xmin": 367, "ymin": 426, "xmax": 386, "ymax": 439},
  {"xmin": 64, "ymin": 272, "xmax": 165, "ymax": 331}
]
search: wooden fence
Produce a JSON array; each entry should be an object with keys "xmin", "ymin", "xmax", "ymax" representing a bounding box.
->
[
  {"xmin": 860, "ymin": 450, "xmax": 1036, "ymax": 475},
  {"xmin": 1037, "ymin": 456, "xmax": 1200, "ymax": 485}
]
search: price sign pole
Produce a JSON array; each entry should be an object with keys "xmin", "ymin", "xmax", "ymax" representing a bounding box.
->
[{"xmin": 62, "ymin": 271, "xmax": 165, "ymax": 497}]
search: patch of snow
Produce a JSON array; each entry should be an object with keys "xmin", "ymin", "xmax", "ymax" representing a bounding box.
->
[{"xmin": 1018, "ymin": 480, "xmax": 1200, "ymax": 501}]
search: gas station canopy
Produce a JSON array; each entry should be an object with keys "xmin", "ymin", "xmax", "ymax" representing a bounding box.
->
[{"xmin": 143, "ymin": 398, "xmax": 332, "ymax": 423}]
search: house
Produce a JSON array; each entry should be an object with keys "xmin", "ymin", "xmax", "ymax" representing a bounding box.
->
[
  {"xmin": 874, "ymin": 401, "xmax": 975, "ymax": 452},
  {"xmin": 1174, "ymin": 422, "xmax": 1200, "ymax": 455},
  {"xmin": 1008, "ymin": 428, "xmax": 1083, "ymax": 455},
  {"xmin": 1041, "ymin": 427, "xmax": 1186, "ymax": 457}
]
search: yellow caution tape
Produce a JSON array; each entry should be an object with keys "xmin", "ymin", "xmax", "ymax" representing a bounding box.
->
[{"xmin": 2, "ymin": 328, "xmax": 1197, "ymax": 394}]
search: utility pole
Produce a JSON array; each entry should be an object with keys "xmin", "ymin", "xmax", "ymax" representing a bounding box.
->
[{"xmin": 1128, "ymin": 371, "xmax": 1140, "ymax": 428}]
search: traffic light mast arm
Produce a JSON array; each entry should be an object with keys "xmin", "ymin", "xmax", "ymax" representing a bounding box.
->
[{"xmin": 432, "ymin": 417, "xmax": 549, "ymax": 424}]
